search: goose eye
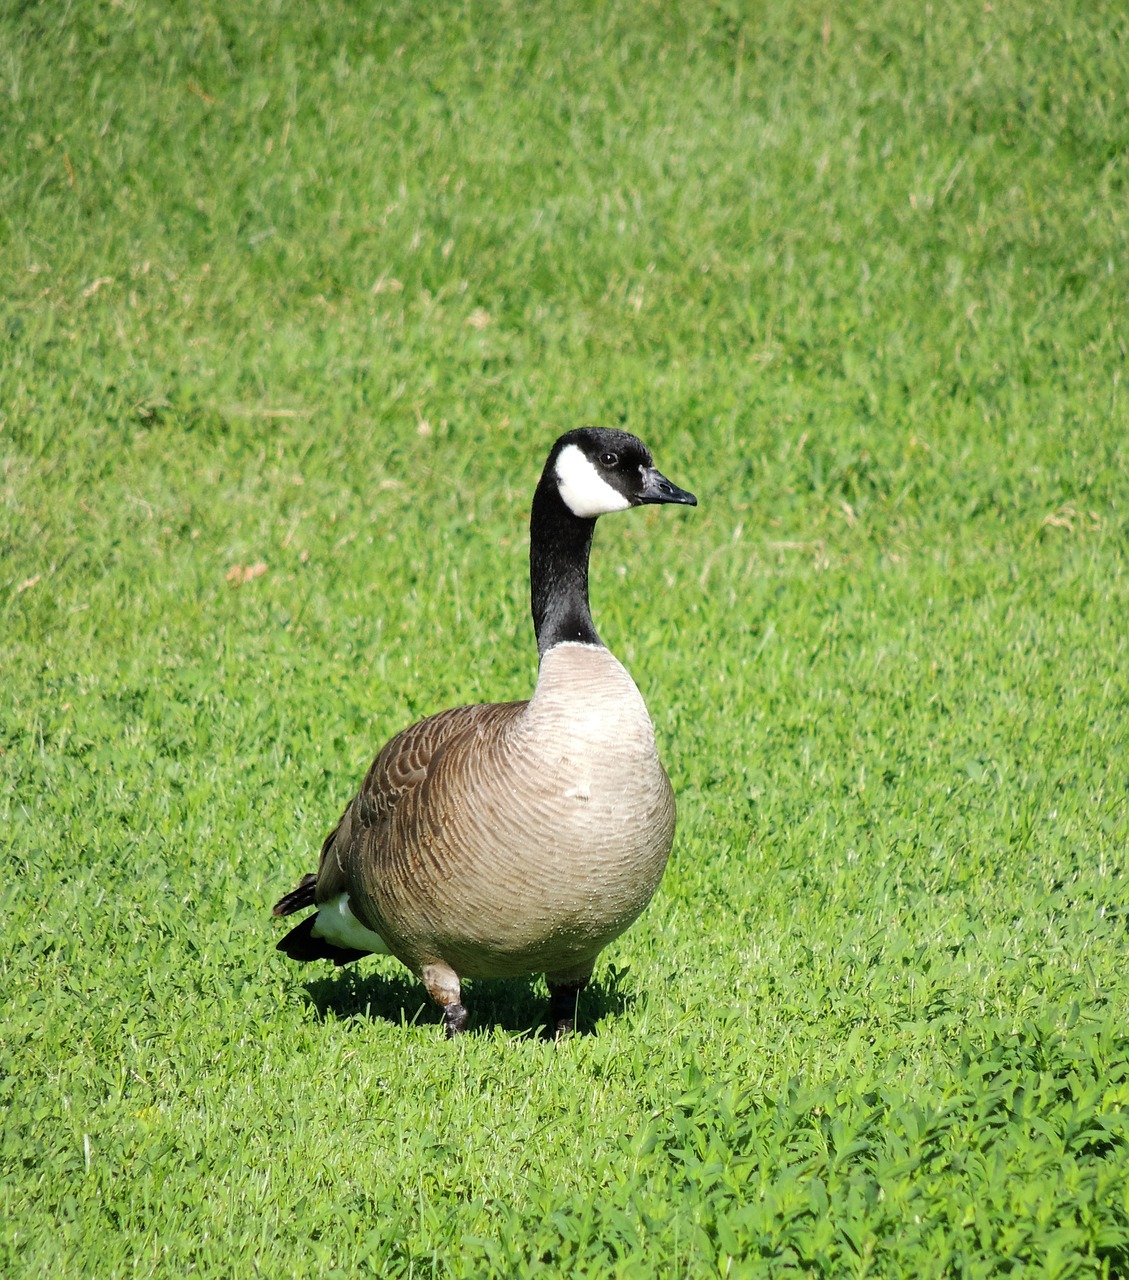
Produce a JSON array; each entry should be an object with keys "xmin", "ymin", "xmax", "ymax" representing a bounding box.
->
[{"xmin": 599, "ymin": 451, "xmax": 619, "ymax": 468}]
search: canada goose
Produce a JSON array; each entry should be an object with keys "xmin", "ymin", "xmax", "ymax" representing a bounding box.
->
[{"xmin": 273, "ymin": 427, "xmax": 696, "ymax": 1037}]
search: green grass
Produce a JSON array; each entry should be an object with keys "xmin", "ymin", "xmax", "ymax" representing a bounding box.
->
[{"xmin": 2, "ymin": 0, "xmax": 1128, "ymax": 1275}]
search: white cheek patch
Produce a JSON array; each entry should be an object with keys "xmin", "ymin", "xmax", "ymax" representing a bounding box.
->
[
  {"xmin": 554, "ymin": 444, "xmax": 632, "ymax": 518},
  {"xmin": 311, "ymin": 893, "xmax": 390, "ymax": 954}
]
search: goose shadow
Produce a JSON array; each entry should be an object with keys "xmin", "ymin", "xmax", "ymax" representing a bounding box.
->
[{"xmin": 300, "ymin": 962, "xmax": 637, "ymax": 1038}]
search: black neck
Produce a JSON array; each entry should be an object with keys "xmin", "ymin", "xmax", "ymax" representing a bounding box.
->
[{"xmin": 530, "ymin": 476, "xmax": 602, "ymax": 656}]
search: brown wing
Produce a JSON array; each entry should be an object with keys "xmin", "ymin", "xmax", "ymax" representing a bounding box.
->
[{"xmin": 314, "ymin": 700, "xmax": 528, "ymax": 904}]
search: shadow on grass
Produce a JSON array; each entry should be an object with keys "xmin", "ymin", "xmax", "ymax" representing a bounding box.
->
[{"xmin": 300, "ymin": 962, "xmax": 637, "ymax": 1039}]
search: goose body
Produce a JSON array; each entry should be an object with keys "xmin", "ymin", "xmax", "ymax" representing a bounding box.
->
[{"xmin": 274, "ymin": 428, "xmax": 696, "ymax": 1036}]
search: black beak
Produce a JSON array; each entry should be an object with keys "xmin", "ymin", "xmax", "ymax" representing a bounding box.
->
[{"xmin": 639, "ymin": 466, "xmax": 698, "ymax": 507}]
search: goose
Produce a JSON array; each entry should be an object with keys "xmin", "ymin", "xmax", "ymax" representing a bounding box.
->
[{"xmin": 273, "ymin": 427, "xmax": 696, "ymax": 1037}]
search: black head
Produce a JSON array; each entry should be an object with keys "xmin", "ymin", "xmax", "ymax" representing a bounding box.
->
[{"xmin": 541, "ymin": 428, "xmax": 697, "ymax": 518}]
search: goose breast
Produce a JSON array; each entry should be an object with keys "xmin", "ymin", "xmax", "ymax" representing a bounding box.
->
[{"xmin": 349, "ymin": 643, "xmax": 676, "ymax": 978}]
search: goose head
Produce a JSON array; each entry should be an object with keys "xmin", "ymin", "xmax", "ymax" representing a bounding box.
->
[{"xmin": 547, "ymin": 427, "xmax": 698, "ymax": 519}]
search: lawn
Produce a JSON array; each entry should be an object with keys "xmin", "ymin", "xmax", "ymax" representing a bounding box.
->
[{"xmin": 2, "ymin": 0, "xmax": 1127, "ymax": 1275}]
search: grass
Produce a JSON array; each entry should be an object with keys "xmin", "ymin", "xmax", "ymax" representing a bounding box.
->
[{"xmin": 2, "ymin": 0, "xmax": 1127, "ymax": 1274}]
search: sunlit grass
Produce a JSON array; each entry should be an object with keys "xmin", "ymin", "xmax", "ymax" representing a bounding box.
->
[{"xmin": 2, "ymin": 1, "xmax": 1127, "ymax": 1275}]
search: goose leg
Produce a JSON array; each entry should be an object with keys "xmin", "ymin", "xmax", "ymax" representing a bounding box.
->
[
  {"xmin": 442, "ymin": 1003, "xmax": 470, "ymax": 1038},
  {"xmin": 422, "ymin": 962, "xmax": 468, "ymax": 1038},
  {"xmin": 547, "ymin": 976, "xmax": 590, "ymax": 1039}
]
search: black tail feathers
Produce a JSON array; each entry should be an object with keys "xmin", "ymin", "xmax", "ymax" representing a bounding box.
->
[
  {"xmin": 272, "ymin": 872, "xmax": 318, "ymax": 918},
  {"xmin": 275, "ymin": 913, "xmax": 369, "ymax": 967}
]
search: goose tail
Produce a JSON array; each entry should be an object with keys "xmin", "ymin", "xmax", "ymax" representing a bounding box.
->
[
  {"xmin": 275, "ymin": 914, "xmax": 369, "ymax": 966},
  {"xmin": 272, "ymin": 872, "xmax": 318, "ymax": 918}
]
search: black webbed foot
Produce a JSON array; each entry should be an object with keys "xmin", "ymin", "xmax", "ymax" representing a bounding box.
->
[
  {"xmin": 548, "ymin": 981, "xmax": 586, "ymax": 1040},
  {"xmin": 443, "ymin": 1002, "xmax": 470, "ymax": 1038}
]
